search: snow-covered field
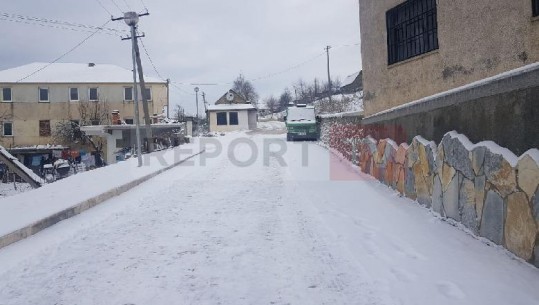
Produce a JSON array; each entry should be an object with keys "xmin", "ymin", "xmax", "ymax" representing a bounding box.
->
[{"xmin": 0, "ymin": 133, "xmax": 538, "ymax": 305}]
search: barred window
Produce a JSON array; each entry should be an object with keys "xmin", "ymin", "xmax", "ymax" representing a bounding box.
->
[
  {"xmin": 533, "ymin": 0, "xmax": 539, "ymax": 17},
  {"xmin": 39, "ymin": 120, "xmax": 51, "ymax": 137},
  {"xmin": 386, "ymin": 0, "xmax": 439, "ymax": 65}
]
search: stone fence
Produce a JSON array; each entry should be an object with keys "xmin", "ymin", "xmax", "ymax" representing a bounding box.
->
[{"xmin": 320, "ymin": 118, "xmax": 539, "ymax": 267}]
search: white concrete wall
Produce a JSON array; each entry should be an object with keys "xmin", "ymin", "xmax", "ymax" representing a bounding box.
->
[{"xmin": 208, "ymin": 110, "xmax": 251, "ymax": 132}]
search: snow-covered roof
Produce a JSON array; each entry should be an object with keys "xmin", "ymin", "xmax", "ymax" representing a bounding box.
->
[
  {"xmin": 0, "ymin": 62, "xmax": 165, "ymax": 84},
  {"xmin": 207, "ymin": 104, "xmax": 256, "ymax": 111},
  {"xmin": 287, "ymin": 106, "xmax": 316, "ymax": 122},
  {"xmin": 342, "ymin": 71, "xmax": 360, "ymax": 87}
]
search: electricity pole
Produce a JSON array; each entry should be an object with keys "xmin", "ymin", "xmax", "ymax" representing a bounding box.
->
[
  {"xmin": 194, "ymin": 87, "xmax": 199, "ymax": 136},
  {"xmin": 166, "ymin": 79, "xmax": 170, "ymax": 118},
  {"xmin": 325, "ymin": 45, "xmax": 332, "ymax": 102},
  {"xmin": 201, "ymin": 92, "xmax": 207, "ymax": 111},
  {"xmin": 113, "ymin": 11, "xmax": 154, "ymax": 158}
]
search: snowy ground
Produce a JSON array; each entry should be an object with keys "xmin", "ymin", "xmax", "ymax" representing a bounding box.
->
[
  {"xmin": 0, "ymin": 133, "xmax": 538, "ymax": 305},
  {"xmin": 250, "ymin": 120, "xmax": 286, "ymax": 135},
  {"xmin": 0, "ymin": 182, "xmax": 33, "ymax": 198}
]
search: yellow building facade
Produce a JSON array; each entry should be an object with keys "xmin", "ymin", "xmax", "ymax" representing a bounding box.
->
[{"xmin": 0, "ymin": 63, "xmax": 168, "ymax": 148}]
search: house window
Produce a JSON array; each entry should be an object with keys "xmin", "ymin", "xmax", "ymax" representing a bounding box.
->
[
  {"xmin": 2, "ymin": 122, "xmax": 13, "ymax": 136},
  {"xmin": 89, "ymin": 87, "xmax": 99, "ymax": 101},
  {"xmin": 39, "ymin": 120, "xmax": 51, "ymax": 137},
  {"xmin": 70, "ymin": 88, "xmax": 79, "ymax": 101},
  {"xmin": 386, "ymin": 0, "xmax": 439, "ymax": 65},
  {"xmin": 39, "ymin": 87, "xmax": 49, "ymax": 102},
  {"xmin": 534, "ymin": 0, "xmax": 539, "ymax": 17},
  {"xmin": 142, "ymin": 87, "xmax": 152, "ymax": 101},
  {"xmin": 216, "ymin": 112, "xmax": 227, "ymax": 125},
  {"xmin": 124, "ymin": 118, "xmax": 134, "ymax": 125},
  {"xmin": 229, "ymin": 112, "xmax": 239, "ymax": 125},
  {"xmin": 124, "ymin": 87, "xmax": 133, "ymax": 101},
  {"xmin": 2, "ymin": 88, "xmax": 12, "ymax": 102}
]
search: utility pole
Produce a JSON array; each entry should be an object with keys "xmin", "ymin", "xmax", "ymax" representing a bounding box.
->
[
  {"xmin": 325, "ymin": 45, "xmax": 332, "ymax": 102},
  {"xmin": 201, "ymin": 92, "xmax": 207, "ymax": 111},
  {"xmin": 113, "ymin": 11, "xmax": 154, "ymax": 155},
  {"xmin": 112, "ymin": 12, "xmax": 146, "ymax": 166},
  {"xmin": 166, "ymin": 79, "xmax": 170, "ymax": 118},
  {"xmin": 194, "ymin": 87, "xmax": 199, "ymax": 136}
]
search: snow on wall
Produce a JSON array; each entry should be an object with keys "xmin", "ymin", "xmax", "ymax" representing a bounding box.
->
[{"xmin": 320, "ymin": 116, "xmax": 539, "ymax": 268}]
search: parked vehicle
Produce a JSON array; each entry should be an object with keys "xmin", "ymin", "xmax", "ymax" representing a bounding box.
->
[
  {"xmin": 285, "ymin": 105, "xmax": 319, "ymax": 141},
  {"xmin": 55, "ymin": 160, "xmax": 71, "ymax": 179}
]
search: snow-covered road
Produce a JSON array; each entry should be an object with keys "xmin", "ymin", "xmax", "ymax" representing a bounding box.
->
[{"xmin": 0, "ymin": 133, "xmax": 538, "ymax": 305}]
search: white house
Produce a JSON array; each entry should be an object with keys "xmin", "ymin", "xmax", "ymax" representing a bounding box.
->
[{"xmin": 207, "ymin": 104, "xmax": 257, "ymax": 132}]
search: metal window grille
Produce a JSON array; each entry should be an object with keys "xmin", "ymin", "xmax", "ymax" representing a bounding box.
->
[
  {"xmin": 533, "ymin": 0, "xmax": 539, "ymax": 17},
  {"xmin": 39, "ymin": 120, "xmax": 51, "ymax": 137},
  {"xmin": 386, "ymin": 0, "xmax": 439, "ymax": 65}
]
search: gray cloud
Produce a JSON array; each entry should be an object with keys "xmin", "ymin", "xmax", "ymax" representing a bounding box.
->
[{"xmin": 0, "ymin": 0, "xmax": 361, "ymax": 114}]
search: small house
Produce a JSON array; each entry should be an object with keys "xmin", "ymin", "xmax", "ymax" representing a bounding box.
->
[{"xmin": 207, "ymin": 90, "xmax": 257, "ymax": 132}]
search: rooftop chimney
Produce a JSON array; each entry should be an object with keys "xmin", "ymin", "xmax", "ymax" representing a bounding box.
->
[{"xmin": 112, "ymin": 110, "xmax": 121, "ymax": 125}]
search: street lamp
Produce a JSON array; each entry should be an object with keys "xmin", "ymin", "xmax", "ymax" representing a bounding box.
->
[{"xmin": 194, "ymin": 87, "xmax": 199, "ymax": 136}]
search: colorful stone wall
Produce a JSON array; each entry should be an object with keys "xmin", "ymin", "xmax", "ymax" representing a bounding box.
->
[{"xmin": 320, "ymin": 118, "xmax": 539, "ymax": 267}]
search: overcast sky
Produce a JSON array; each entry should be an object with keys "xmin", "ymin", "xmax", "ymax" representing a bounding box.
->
[{"xmin": 0, "ymin": 0, "xmax": 361, "ymax": 115}]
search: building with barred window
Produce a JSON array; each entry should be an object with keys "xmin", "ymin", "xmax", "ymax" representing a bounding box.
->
[{"xmin": 359, "ymin": 0, "xmax": 539, "ymax": 153}]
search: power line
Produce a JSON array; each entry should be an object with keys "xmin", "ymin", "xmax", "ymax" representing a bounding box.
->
[
  {"xmin": 121, "ymin": 0, "xmax": 132, "ymax": 11},
  {"xmin": 249, "ymin": 52, "xmax": 326, "ymax": 83},
  {"xmin": 170, "ymin": 82, "xmax": 196, "ymax": 96},
  {"xmin": 138, "ymin": 35, "xmax": 166, "ymax": 81},
  {"xmin": 16, "ymin": 20, "xmax": 112, "ymax": 83},
  {"xmin": 139, "ymin": 0, "xmax": 149, "ymax": 12},
  {"xmin": 109, "ymin": 0, "xmax": 124, "ymax": 13},
  {"xmin": 94, "ymin": 0, "xmax": 113, "ymax": 16},
  {"xmin": 0, "ymin": 17, "xmax": 121, "ymax": 37},
  {"xmin": 0, "ymin": 12, "xmax": 127, "ymax": 36}
]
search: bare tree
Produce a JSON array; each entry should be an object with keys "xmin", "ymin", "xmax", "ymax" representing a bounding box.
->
[
  {"xmin": 278, "ymin": 88, "xmax": 293, "ymax": 111},
  {"xmin": 78, "ymin": 100, "xmax": 110, "ymax": 126},
  {"xmin": 232, "ymin": 74, "xmax": 259, "ymax": 106},
  {"xmin": 173, "ymin": 104, "xmax": 186, "ymax": 122},
  {"xmin": 52, "ymin": 100, "xmax": 110, "ymax": 166},
  {"xmin": 265, "ymin": 95, "xmax": 279, "ymax": 118}
]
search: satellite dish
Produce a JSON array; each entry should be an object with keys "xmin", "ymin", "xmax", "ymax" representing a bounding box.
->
[{"xmin": 226, "ymin": 92, "xmax": 235, "ymax": 102}]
